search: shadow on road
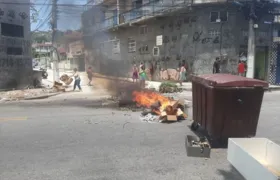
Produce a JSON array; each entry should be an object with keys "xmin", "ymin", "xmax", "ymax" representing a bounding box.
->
[
  {"xmin": 0, "ymin": 97, "xmax": 113, "ymax": 109},
  {"xmin": 217, "ymin": 165, "xmax": 245, "ymax": 180}
]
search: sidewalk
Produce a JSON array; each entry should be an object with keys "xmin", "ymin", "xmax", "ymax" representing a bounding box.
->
[
  {"xmin": 45, "ymin": 69, "xmax": 280, "ymax": 92},
  {"xmin": 44, "ymin": 69, "xmax": 110, "ymax": 95},
  {"xmin": 44, "ymin": 69, "xmax": 93, "ymax": 93}
]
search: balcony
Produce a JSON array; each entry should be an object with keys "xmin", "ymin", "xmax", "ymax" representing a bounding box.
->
[
  {"xmin": 83, "ymin": 0, "xmax": 227, "ymax": 35},
  {"xmin": 123, "ymin": 0, "xmax": 187, "ymax": 23},
  {"xmin": 84, "ymin": 0, "xmax": 117, "ymax": 11}
]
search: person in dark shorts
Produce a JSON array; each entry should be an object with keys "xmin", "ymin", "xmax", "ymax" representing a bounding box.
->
[
  {"xmin": 132, "ymin": 64, "xmax": 138, "ymax": 82},
  {"xmin": 72, "ymin": 68, "xmax": 82, "ymax": 91},
  {"xmin": 87, "ymin": 67, "xmax": 93, "ymax": 86},
  {"xmin": 213, "ymin": 57, "xmax": 221, "ymax": 74}
]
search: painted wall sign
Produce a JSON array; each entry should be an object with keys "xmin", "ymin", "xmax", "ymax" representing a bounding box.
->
[{"xmin": 156, "ymin": 35, "xmax": 163, "ymax": 46}]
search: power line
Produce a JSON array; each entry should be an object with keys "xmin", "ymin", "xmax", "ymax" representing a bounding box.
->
[
  {"xmin": 36, "ymin": 0, "xmax": 50, "ymax": 12},
  {"xmin": 33, "ymin": 3, "xmax": 52, "ymax": 31},
  {"xmin": 32, "ymin": 12, "xmax": 52, "ymax": 32}
]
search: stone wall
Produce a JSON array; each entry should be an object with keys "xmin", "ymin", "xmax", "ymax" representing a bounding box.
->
[{"xmin": 0, "ymin": 0, "xmax": 32, "ymax": 89}]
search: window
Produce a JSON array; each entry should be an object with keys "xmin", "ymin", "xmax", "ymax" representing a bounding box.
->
[
  {"xmin": 1, "ymin": 23, "xmax": 24, "ymax": 37},
  {"xmin": 210, "ymin": 12, "xmax": 219, "ymax": 22},
  {"xmin": 275, "ymin": 15, "xmax": 280, "ymax": 23},
  {"xmin": 113, "ymin": 40, "xmax": 120, "ymax": 54},
  {"xmin": 220, "ymin": 11, "xmax": 228, "ymax": 22},
  {"xmin": 208, "ymin": 30, "xmax": 220, "ymax": 37},
  {"xmin": 210, "ymin": 11, "xmax": 228, "ymax": 23},
  {"xmin": 139, "ymin": 45, "xmax": 149, "ymax": 54},
  {"xmin": 7, "ymin": 47, "xmax": 23, "ymax": 55},
  {"xmin": 153, "ymin": 47, "xmax": 159, "ymax": 56},
  {"xmin": 128, "ymin": 38, "xmax": 136, "ymax": 53},
  {"xmin": 140, "ymin": 26, "xmax": 148, "ymax": 35},
  {"xmin": 134, "ymin": 0, "xmax": 143, "ymax": 9}
]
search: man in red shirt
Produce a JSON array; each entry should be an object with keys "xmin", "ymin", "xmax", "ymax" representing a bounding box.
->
[{"xmin": 238, "ymin": 60, "xmax": 245, "ymax": 77}]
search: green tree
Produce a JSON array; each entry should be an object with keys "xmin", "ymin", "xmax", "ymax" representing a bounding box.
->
[
  {"xmin": 32, "ymin": 47, "xmax": 37, "ymax": 58},
  {"xmin": 34, "ymin": 35, "xmax": 48, "ymax": 43}
]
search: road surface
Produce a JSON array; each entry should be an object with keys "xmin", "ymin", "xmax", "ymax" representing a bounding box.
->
[{"xmin": 0, "ymin": 91, "xmax": 279, "ymax": 180}]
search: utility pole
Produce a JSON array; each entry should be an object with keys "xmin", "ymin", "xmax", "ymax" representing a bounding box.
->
[
  {"xmin": 246, "ymin": 1, "xmax": 256, "ymax": 78},
  {"xmin": 51, "ymin": 0, "xmax": 59, "ymax": 82},
  {"xmin": 117, "ymin": 0, "xmax": 120, "ymax": 24}
]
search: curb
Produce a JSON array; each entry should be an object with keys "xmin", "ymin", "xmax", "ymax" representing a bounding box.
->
[
  {"xmin": 23, "ymin": 92, "xmax": 61, "ymax": 100},
  {"xmin": 181, "ymin": 88, "xmax": 192, "ymax": 91},
  {"xmin": 266, "ymin": 87, "xmax": 280, "ymax": 92}
]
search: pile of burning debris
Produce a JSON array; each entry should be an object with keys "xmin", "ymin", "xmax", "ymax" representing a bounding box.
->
[
  {"xmin": 100, "ymin": 79, "xmax": 188, "ymax": 123},
  {"xmin": 132, "ymin": 91, "xmax": 188, "ymax": 123}
]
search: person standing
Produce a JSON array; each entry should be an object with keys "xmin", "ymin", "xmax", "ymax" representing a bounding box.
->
[
  {"xmin": 72, "ymin": 68, "xmax": 82, "ymax": 91},
  {"xmin": 149, "ymin": 62, "xmax": 154, "ymax": 81},
  {"xmin": 139, "ymin": 62, "xmax": 147, "ymax": 89},
  {"xmin": 132, "ymin": 64, "xmax": 139, "ymax": 83},
  {"xmin": 213, "ymin": 57, "xmax": 221, "ymax": 74},
  {"xmin": 238, "ymin": 60, "xmax": 245, "ymax": 77},
  {"xmin": 179, "ymin": 63, "xmax": 186, "ymax": 86},
  {"xmin": 244, "ymin": 61, "xmax": 248, "ymax": 77},
  {"xmin": 86, "ymin": 66, "xmax": 93, "ymax": 86}
]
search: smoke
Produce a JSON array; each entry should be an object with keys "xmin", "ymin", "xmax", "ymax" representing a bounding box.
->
[{"xmin": 82, "ymin": 4, "xmax": 132, "ymax": 78}]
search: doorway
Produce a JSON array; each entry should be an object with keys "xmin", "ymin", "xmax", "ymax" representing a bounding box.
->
[
  {"xmin": 239, "ymin": 45, "xmax": 269, "ymax": 81},
  {"xmin": 255, "ymin": 47, "xmax": 268, "ymax": 80},
  {"xmin": 276, "ymin": 45, "xmax": 280, "ymax": 84}
]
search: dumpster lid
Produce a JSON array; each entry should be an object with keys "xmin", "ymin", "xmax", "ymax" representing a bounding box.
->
[{"xmin": 192, "ymin": 74, "xmax": 269, "ymax": 87}]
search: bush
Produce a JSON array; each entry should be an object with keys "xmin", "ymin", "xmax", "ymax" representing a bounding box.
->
[{"xmin": 159, "ymin": 82, "xmax": 182, "ymax": 93}]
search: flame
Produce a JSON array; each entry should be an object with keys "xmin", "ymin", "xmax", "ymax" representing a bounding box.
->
[{"xmin": 132, "ymin": 91, "xmax": 170, "ymax": 112}]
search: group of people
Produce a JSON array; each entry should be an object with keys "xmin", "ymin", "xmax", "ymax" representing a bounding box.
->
[
  {"xmin": 132, "ymin": 61, "xmax": 189, "ymax": 87},
  {"xmin": 212, "ymin": 57, "xmax": 247, "ymax": 76},
  {"xmin": 132, "ymin": 62, "xmax": 147, "ymax": 88},
  {"xmin": 72, "ymin": 57, "xmax": 248, "ymax": 92}
]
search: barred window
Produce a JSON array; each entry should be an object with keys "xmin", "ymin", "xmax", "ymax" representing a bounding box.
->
[{"xmin": 128, "ymin": 38, "xmax": 136, "ymax": 53}]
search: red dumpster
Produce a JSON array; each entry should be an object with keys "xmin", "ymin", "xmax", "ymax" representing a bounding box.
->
[{"xmin": 191, "ymin": 74, "xmax": 268, "ymax": 141}]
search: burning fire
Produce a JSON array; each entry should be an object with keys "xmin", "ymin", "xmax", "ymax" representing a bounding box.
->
[
  {"xmin": 132, "ymin": 91, "xmax": 170, "ymax": 112},
  {"xmin": 132, "ymin": 90, "xmax": 187, "ymax": 121}
]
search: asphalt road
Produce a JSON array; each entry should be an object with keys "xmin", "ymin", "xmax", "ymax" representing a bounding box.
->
[{"xmin": 0, "ymin": 91, "xmax": 279, "ymax": 180}]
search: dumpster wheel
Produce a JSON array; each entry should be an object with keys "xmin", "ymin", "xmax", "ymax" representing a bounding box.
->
[{"xmin": 191, "ymin": 121, "xmax": 199, "ymax": 131}]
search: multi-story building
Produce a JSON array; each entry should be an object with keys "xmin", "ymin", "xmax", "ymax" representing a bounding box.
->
[
  {"xmin": 0, "ymin": 0, "xmax": 32, "ymax": 89},
  {"xmin": 82, "ymin": 0, "xmax": 280, "ymax": 84},
  {"xmin": 32, "ymin": 42, "xmax": 52, "ymax": 56},
  {"xmin": 67, "ymin": 40, "xmax": 85, "ymax": 71}
]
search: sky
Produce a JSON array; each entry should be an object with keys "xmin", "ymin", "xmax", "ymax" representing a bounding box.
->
[{"xmin": 31, "ymin": 0, "xmax": 87, "ymax": 31}]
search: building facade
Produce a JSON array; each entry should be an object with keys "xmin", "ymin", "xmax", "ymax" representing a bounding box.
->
[
  {"xmin": 67, "ymin": 40, "xmax": 85, "ymax": 71},
  {"xmin": 32, "ymin": 42, "xmax": 52, "ymax": 56},
  {"xmin": 0, "ymin": 0, "xmax": 32, "ymax": 89},
  {"xmin": 82, "ymin": 0, "xmax": 280, "ymax": 83}
]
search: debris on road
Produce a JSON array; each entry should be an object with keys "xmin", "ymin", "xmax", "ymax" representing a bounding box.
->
[
  {"xmin": 53, "ymin": 81, "xmax": 66, "ymax": 92},
  {"xmin": 132, "ymin": 90, "xmax": 188, "ymax": 123},
  {"xmin": 186, "ymin": 135, "xmax": 211, "ymax": 158},
  {"xmin": 0, "ymin": 88, "xmax": 57, "ymax": 101},
  {"xmin": 140, "ymin": 113, "xmax": 158, "ymax": 123}
]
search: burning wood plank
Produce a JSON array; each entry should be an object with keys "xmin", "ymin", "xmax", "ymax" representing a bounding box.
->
[
  {"xmin": 167, "ymin": 115, "xmax": 177, "ymax": 121},
  {"xmin": 132, "ymin": 90, "xmax": 188, "ymax": 123}
]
